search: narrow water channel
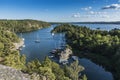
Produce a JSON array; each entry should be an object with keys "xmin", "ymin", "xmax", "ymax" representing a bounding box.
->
[{"xmin": 18, "ymin": 24, "xmax": 114, "ymax": 80}]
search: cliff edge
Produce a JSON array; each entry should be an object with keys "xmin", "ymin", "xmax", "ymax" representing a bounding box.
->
[{"xmin": 0, "ymin": 65, "xmax": 30, "ymax": 80}]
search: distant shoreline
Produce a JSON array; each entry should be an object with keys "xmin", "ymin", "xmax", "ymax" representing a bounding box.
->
[{"xmin": 50, "ymin": 21, "xmax": 120, "ymax": 24}]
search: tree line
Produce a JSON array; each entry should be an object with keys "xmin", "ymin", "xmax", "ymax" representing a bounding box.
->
[
  {"xmin": 52, "ymin": 24, "xmax": 120, "ymax": 80},
  {"xmin": 0, "ymin": 21, "xmax": 87, "ymax": 80},
  {"xmin": 0, "ymin": 19, "xmax": 50, "ymax": 33}
]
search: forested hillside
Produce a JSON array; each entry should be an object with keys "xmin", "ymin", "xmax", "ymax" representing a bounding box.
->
[
  {"xmin": 0, "ymin": 19, "xmax": 50, "ymax": 32},
  {"xmin": 0, "ymin": 21, "xmax": 86, "ymax": 80},
  {"xmin": 52, "ymin": 24, "xmax": 120, "ymax": 80},
  {"xmin": 0, "ymin": 30, "xmax": 26, "ymax": 69}
]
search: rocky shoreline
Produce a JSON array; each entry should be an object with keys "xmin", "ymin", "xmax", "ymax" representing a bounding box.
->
[{"xmin": 12, "ymin": 38, "xmax": 25, "ymax": 51}]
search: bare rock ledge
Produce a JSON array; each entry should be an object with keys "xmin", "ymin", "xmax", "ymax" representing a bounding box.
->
[{"xmin": 0, "ymin": 64, "xmax": 30, "ymax": 80}]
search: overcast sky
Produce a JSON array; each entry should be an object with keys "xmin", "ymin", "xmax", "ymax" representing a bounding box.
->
[{"xmin": 0, "ymin": 0, "xmax": 120, "ymax": 22}]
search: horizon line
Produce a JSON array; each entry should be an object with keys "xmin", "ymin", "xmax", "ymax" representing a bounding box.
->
[{"xmin": 0, "ymin": 19, "xmax": 120, "ymax": 23}]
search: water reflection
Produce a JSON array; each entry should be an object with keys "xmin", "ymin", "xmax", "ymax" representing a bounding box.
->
[{"xmin": 18, "ymin": 24, "xmax": 114, "ymax": 80}]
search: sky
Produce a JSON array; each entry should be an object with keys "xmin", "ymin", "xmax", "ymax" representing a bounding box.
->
[{"xmin": 0, "ymin": 0, "xmax": 120, "ymax": 22}]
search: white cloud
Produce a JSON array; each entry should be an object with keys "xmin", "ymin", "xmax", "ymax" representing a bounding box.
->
[
  {"xmin": 100, "ymin": 15, "xmax": 110, "ymax": 18},
  {"xmin": 89, "ymin": 11, "xmax": 94, "ymax": 14},
  {"xmin": 88, "ymin": 11, "xmax": 109, "ymax": 18},
  {"xmin": 72, "ymin": 11, "xmax": 109, "ymax": 19},
  {"xmin": 72, "ymin": 13, "xmax": 80, "ymax": 18},
  {"xmin": 81, "ymin": 6, "xmax": 92, "ymax": 11},
  {"xmin": 89, "ymin": 11, "xmax": 107, "ymax": 15},
  {"xmin": 102, "ymin": 4, "xmax": 120, "ymax": 10}
]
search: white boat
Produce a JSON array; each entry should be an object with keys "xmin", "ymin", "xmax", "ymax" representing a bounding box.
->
[
  {"xmin": 17, "ymin": 47, "xmax": 22, "ymax": 51},
  {"xmin": 72, "ymin": 56, "xmax": 78, "ymax": 61},
  {"xmin": 48, "ymin": 55, "xmax": 54, "ymax": 58},
  {"xmin": 19, "ymin": 48, "xmax": 22, "ymax": 50},
  {"xmin": 20, "ymin": 33, "xmax": 25, "ymax": 41},
  {"xmin": 35, "ymin": 34, "xmax": 40, "ymax": 43},
  {"xmin": 22, "ymin": 44, "xmax": 25, "ymax": 47},
  {"xmin": 35, "ymin": 40, "xmax": 40, "ymax": 43},
  {"xmin": 62, "ymin": 61, "xmax": 68, "ymax": 65},
  {"xmin": 22, "ymin": 38, "xmax": 25, "ymax": 41},
  {"xmin": 52, "ymin": 33, "xmax": 54, "ymax": 36}
]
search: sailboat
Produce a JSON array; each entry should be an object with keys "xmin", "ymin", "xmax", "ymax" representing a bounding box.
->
[
  {"xmin": 22, "ymin": 45, "xmax": 25, "ymax": 47},
  {"xmin": 35, "ymin": 34, "xmax": 40, "ymax": 43},
  {"xmin": 20, "ymin": 33, "xmax": 25, "ymax": 48},
  {"xmin": 52, "ymin": 33, "xmax": 54, "ymax": 36},
  {"xmin": 20, "ymin": 33, "xmax": 25, "ymax": 41}
]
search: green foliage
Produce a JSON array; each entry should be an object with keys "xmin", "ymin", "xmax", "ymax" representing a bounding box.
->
[
  {"xmin": 0, "ymin": 30, "xmax": 20, "ymax": 53},
  {"xmin": 0, "ymin": 42, "xmax": 4, "ymax": 56},
  {"xmin": 42, "ymin": 56, "xmax": 69, "ymax": 80},
  {"xmin": 0, "ymin": 21, "xmax": 88, "ymax": 80},
  {"xmin": 38, "ymin": 67, "xmax": 56, "ymax": 80},
  {"xmin": 0, "ymin": 22, "xmax": 86, "ymax": 80},
  {"xmin": 3, "ymin": 51, "xmax": 26, "ymax": 70},
  {"xmin": 64, "ymin": 60, "xmax": 84, "ymax": 80},
  {"xmin": 0, "ymin": 19, "xmax": 50, "ymax": 33},
  {"xmin": 51, "ymin": 61, "xmax": 70, "ymax": 80},
  {"xmin": 0, "ymin": 42, "xmax": 4, "ymax": 50},
  {"xmin": 26, "ymin": 59, "xmax": 41, "ymax": 74},
  {"xmin": 82, "ymin": 75, "xmax": 87, "ymax": 80},
  {"xmin": 25, "ymin": 57, "xmax": 72, "ymax": 80},
  {"xmin": 0, "ymin": 29, "xmax": 26, "ymax": 70},
  {"xmin": 42, "ymin": 56, "xmax": 52, "ymax": 68},
  {"xmin": 52, "ymin": 24, "xmax": 120, "ymax": 80},
  {"xmin": 0, "ymin": 19, "xmax": 50, "ymax": 70}
]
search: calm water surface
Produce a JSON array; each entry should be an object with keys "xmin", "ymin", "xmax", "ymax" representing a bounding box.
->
[
  {"xmin": 73, "ymin": 23, "xmax": 120, "ymax": 31},
  {"xmin": 18, "ymin": 24, "xmax": 118, "ymax": 80}
]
